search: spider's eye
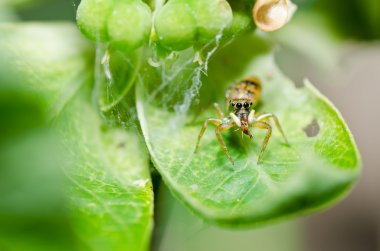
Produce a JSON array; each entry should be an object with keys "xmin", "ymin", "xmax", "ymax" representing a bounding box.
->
[
  {"xmin": 231, "ymin": 103, "xmax": 235, "ymax": 107},
  {"xmin": 250, "ymin": 102, "xmax": 253, "ymax": 106},
  {"xmin": 243, "ymin": 102, "xmax": 249, "ymax": 108},
  {"xmin": 236, "ymin": 103, "xmax": 242, "ymax": 109}
]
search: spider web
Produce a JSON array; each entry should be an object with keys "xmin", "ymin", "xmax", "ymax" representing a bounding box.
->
[
  {"xmin": 73, "ymin": 0, "xmax": 226, "ymax": 132},
  {"xmin": 92, "ymin": 30, "xmax": 224, "ymax": 132}
]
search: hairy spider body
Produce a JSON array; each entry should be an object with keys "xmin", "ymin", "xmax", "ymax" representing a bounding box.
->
[
  {"xmin": 195, "ymin": 77, "xmax": 289, "ymax": 165},
  {"xmin": 226, "ymin": 77, "xmax": 261, "ymax": 106},
  {"xmin": 226, "ymin": 77, "xmax": 261, "ymax": 137}
]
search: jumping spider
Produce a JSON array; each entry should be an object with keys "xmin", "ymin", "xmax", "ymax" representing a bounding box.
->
[{"xmin": 194, "ymin": 77, "xmax": 289, "ymax": 165}]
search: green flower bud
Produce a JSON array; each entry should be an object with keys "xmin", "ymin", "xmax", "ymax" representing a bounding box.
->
[
  {"xmin": 154, "ymin": 0, "xmax": 233, "ymax": 51},
  {"xmin": 107, "ymin": 1, "xmax": 152, "ymax": 53},
  {"xmin": 154, "ymin": 1, "xmax": 197, "ymax": 51},
  {"xmin": 188, "ymin": 0, "xmax": 233, "ymax": 42},
  {"xmin": 76, "ymin": 0, "xmax": 113, "ymax": 41},
  {"xmin": 226, "ymin": 11, "xmax": 254, "ymax": 37}
]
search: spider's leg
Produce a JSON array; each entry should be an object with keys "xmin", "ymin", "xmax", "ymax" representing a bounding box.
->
[
  {"xmin": 252, "ymin": 121, "xmax": 272, "ymax": 164},
  {"xmin": 256, "ymin": 113, "xmax": 289, "ymax": 146},
  {"xmin": 190, "ymin": 103, "xmax": 224, "ymax": 124},
  {"xmin": 215, "ymin": 125, "xmax": 235, "ymax": 165},
  {"xmin": 213, "ymin": 103, "xmax": 225, "ymax": 119},
  {"xmin": 194, "ymin": 118, "xmax": 222, "ymax": 152}
]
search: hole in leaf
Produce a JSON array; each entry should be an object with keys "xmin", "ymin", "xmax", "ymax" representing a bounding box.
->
[
  {"xmin": 294, "ymin": 80, "xmax": 305, "ymax": 89},
  {"xmin": 117, "ymin": 142, "xmax": 126, "ymax": 148},
  {"xmin": 303, "ymin": 118, "xmax": 320, "ymax": 137}
]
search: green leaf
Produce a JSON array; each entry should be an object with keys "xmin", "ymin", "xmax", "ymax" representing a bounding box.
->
[
  {"xmin": 0, "ymin": 0, "xmax": 41, "ymax": 8},
  {"xmin": 0, "ymin": 23, "xmax": 85, "ymax": 251},
  {"xmin": 0, "ymin": 23, "xmax": 93, "ymax": 119},
  {"xmin": 55, "ymin": 87, "xmax": 154, "ymax": 251},
  {"xmin": 0, "ymin": 23, "xmax": 153, "ymax": 251},
  {"xmin": 136, "ymin": 33, "xmax": 361, "ymax": 226}
]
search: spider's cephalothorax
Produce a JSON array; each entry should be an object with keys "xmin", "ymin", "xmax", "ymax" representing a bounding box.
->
[
  {"xmin": 226, "ymin": 77, "xmax": 262, "ymax": 137},
  {"xmin": 195, "ymin": 77, "xmax": 289, "ymax": 165}
]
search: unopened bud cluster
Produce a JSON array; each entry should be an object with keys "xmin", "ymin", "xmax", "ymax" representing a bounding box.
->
[{"xmin": 76, "ymin": 0, "xmax": 296, "ymax": 53}]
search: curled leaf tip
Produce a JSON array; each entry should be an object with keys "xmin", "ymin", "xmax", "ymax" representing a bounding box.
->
[{"xmin": 253, "ymin": 0, "xmax": 297, "ymax": 32}]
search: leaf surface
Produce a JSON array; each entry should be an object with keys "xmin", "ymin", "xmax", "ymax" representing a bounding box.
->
[
  {"xmin": 55, "ymin": 87, "xmax": 153, "ymax": 251},
  {"xmin": 137, "ymin": 34, "xmax": 361, "ymax": 226},
  {"xmin": 0, "ymin": 23, "xmax": 153, "ymax": 251}
]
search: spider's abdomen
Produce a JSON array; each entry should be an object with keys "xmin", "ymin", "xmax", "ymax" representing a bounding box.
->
[{"xmin": 226, "ymin": 77, "xmax": 261, "ymax": 106}]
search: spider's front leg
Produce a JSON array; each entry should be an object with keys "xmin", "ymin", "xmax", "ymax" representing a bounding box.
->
[
  {"xmin": 213, "ymin": 103, "xmax": 225, "ymax": 119},
  {"xmin": 194, "ymin": 103, "xmax": 227, "ymax": 152},
  {"xmin": 215, "ymin": 123, "xmax": 235, "ymax": 164},
  {"xmin": 248, "ymin": 110, "xmax": 289, "ymax": 164},
  {"xmin": 251, "ymin": 121, "xmax": 272, "ymax": 164},
  {"xmin": 256, "ymin": 113, "xmax": 289, "ymax": 145},
  {"xmin": 194, "ymin": 117, "xmax": 235, "ymax": 165},
  {"xmin": 194, "ymin": 118, "xmax": 222, "ymax": 153},
  {"xmin": 190, "ymin": 103, "xmax": 224, "ymax": 124}
]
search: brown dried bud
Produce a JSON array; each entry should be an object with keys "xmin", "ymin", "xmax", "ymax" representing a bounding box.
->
[{"xmin": 253, "ymin": 0, "xmax": 297, "ymax": 32}]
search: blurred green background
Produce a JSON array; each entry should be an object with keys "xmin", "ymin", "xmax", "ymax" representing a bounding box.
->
[{"xmin": 0, "ymin": 0, "xmax": 379, "ymax": 250}]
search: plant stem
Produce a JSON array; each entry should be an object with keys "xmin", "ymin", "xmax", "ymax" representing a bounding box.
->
[{"xmin": 150, "ymin": 178, "xmax": 174, "ymax": 251}]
